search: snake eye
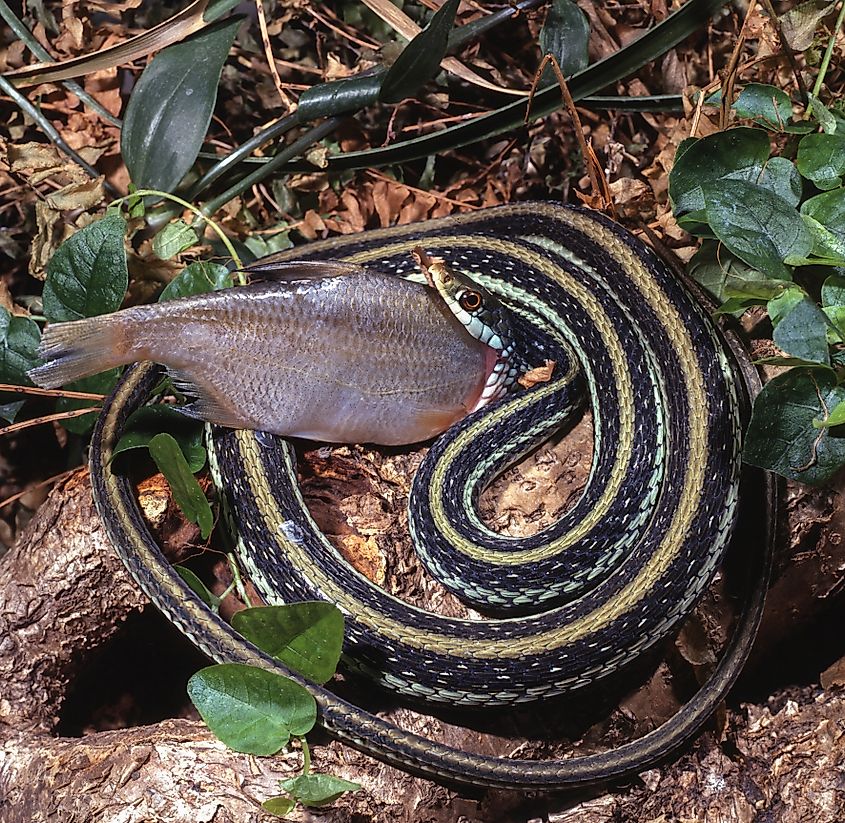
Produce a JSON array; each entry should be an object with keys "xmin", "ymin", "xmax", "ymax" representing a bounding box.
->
[{"xmin": 459, "ymin": 290, "xmax": 483, "ymax": 312}]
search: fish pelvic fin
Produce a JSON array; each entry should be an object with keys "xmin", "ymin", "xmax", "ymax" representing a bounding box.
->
[
  {"xmin": 27, "ymin": 315, "xmax": 131, "ymax": 390},
  {"xmin": 167, "ymin": 368, "xmax": 250, "ymax": 431}
]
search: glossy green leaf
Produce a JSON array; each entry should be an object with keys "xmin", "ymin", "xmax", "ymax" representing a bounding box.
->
[
  {"xmin": 159, "ymin": 261, "xmax": 233, "ymax": 302},
  {"xmin": 808, "ymin": 93, "xmax": 837, "ymax": 134},
  {"xmin": 539, "ymin": 0, "xmax": 590, "ymax": 78},
  {"xmin": 669, "ymin": 127, "xmax": 771, "ymax": 219},
  {"xmin": 233, "ymin": 603, "xmax": 344, "ymax": 684},
  {"xmin": 796, "ymin": 132, "xmax": 845, "ymax": 190},
  {"xmin": 814, "ymin": 397, "xmax": 845, "ymax": 428},
  {"xmin": 0, "ymin": 308, "xmax": 41, "ymax": 387},
  {"xmin": 280, "ymin": 773, "xmax": 360, "ymax": 807},
  {"xmin": 43, "ymin": 214, "xmax": 128, "ymax": 322},
  {"xmin": 687, "ymin": 240, "xmax": 772, "ymax": 302},
  {"xmin": 187, "ymin": 663, "xmax": 316, "ymax": 755},
  {"xmin": 379, "ymin": 0, "xmax": 459, "ymax": 103},
  {"xmin": 801, "ymin": 188, "xmax": 845, "ymax": 242},
  {"xmin": 701, "ymin": 179, "xmax": 812, "ymax": 279},
  {"xmin": 153, "ymin": 220, "xmax": 199, "ymax": 260},
  {"xmin": 800, "ymin": 214, "xmax": 845, "ymax": 265},
  {"xmin": 771, "ymin": 296, "xmax": 831, "ymax": 365},
  {"xmin": 121, "ymin": 17, "xmax": 242, "ymax": 192},
  {"xmin": 744, "ymin": 368, "xmax": 845, "ymax": 485},
  {"xmin": 759, "ymin": 157, "xmax": 802, "ymax": 206},
  {"xmin": 261, "ymin": 796, "xmax": 296, "ymax": 817},
  {"xmin": 732, "ymin": 83, "xmax": 793, "ymax": 131},
  {"xmin": 822, "ymin": 273, "xmax": 845, "ymax": 306},
  {"xmin": 113, "ymin": 405, "xmax": 206, "ymax": 472},
  {"xmin": 148, "ymin": 431, "xmax": 213, "ymax": 539},
  {"xmin": 766, "ymin": 284, "xmax": 805, "ymax": 327}
]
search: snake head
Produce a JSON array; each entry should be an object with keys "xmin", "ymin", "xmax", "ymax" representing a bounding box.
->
[{"xmin": 414, "ymin": 247, "xmax": 521, "ymax": 409}]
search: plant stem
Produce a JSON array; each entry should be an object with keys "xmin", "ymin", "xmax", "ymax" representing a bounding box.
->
[
  {"xmin": 188, "ymin": 113, "xmax": 299, "ymax": 201},
  {"xmin": 0, "ymin": 74, "xmax": 117, "ymax": 194},
  {"xmin": 0, "ymin": 0, "xmax": 122, "ymax": 126},
  {"xmin": 110, "ymin": 189, "xmax": 245, "ymax": 277},
  {"xmin": 299, "ymin": 737, "xmax": 311, "ymax": 775},
  {"xmin": 196, "ymin": 118, "xmax": 341, "ymax": 221},
  {"xmin": 810, "ymin": 0, "xmax": 845, "ymax": 109}
]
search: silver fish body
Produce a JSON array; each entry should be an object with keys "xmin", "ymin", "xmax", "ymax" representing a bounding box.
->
[{"xmin": 28, "ymin": 273, "xmax": 496, "ymax": 445}]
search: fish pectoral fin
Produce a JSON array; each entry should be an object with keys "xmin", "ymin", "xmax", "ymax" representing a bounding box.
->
[
  {"xmin": 239, "ymin": 259, "xmax": 369, "ymax": 283},
  {"xmin": 407, "ymin": 406, "xmax": 468, "ymax": 441},
  {"xmin": 167, "ymin": 368, "xmax": 248, "ymax": 430}
]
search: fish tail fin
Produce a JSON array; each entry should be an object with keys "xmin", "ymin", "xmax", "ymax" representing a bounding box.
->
[{"xmin": 27, "ymin": 315, "xmax": 132, "ymax": 389}]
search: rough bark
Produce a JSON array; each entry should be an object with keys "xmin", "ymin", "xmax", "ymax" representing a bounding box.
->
[{"xmin": 1, "ymin": 431, "xmax": 844, "ymax": 822}]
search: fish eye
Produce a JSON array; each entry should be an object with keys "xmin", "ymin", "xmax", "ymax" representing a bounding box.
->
[{"xmin": 458, "ymin": 290, "xmax": 483, "ymax": 312}]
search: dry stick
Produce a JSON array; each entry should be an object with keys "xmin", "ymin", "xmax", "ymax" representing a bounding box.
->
[
  {"xmin": 0, "ymin": 383, "xmax": 106, "ymax": 401},
  {"xmin": 759, "ymin": 0, "xmax": 808, "ymax": 105},
  {"xmin": 719, "ymin": 0, "xmax": 759, "ymax": 131},
  {"xmin": 254, "ymin": 0, "xmax": 294, "ymax": 112},
  {"xmin": 0, "ymin": 407, "xmax": 101, "ymax": 437},
  {"xmin": 0, "ymin": 467, "xmax": 80, "ymax": 510},
  {"xmin": 528, "ymin": 54, "xmax": 612, "ymax": 214},
  {"xmin": 365, "ymin": 169, "xmax": 481, "ymax": 210}
]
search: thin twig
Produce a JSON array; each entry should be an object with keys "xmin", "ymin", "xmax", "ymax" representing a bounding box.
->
[
  {"xmin": 0, "ymin": 383, "xmax": 106, "ymax": 401},
  {"xmin": 0, "ymin": 468, "xmax": 79, "ymax": 510},
  {"xmin": 719, "ymin": 0, "xmax": 759, "ymax": 130},
  {"xmin": 759, "ymin": 0, "xmax": 808, "ymax": 104},
  {"xmin": 365, "ymin": 169, "xmax": 481, "ymax": 211},
  {"xmin": 253, "ymin": 0, "xmax": 294, "ymax": 111},
  {"xmin": 0, "ymin": 407, "xmax": 101, "ymax": 437}
]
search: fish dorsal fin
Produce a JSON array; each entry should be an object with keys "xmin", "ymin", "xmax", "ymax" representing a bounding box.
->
[{"xmin": 239, "ymin": 259, "xmax": 369, "ymax": 283}]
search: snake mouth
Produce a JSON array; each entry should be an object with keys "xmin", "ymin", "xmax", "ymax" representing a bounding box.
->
[{"xmin": 470, "ymin": 343, "xmax": 517, "ymax": 413}]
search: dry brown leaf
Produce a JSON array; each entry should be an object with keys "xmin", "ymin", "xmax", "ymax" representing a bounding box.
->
[{"xmin": 45, "ymin": 177, "xmax": 106, "ymax": 211}]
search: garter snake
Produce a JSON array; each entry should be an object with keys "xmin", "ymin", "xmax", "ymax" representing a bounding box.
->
[{"xmin": 89, "ymin": 202, "xmax": 774, "ymax": 789}]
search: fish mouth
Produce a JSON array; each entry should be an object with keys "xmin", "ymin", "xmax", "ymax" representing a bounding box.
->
[{"xmin": 470, "ymin": 343, "xmax": 517, "ymax": 413}]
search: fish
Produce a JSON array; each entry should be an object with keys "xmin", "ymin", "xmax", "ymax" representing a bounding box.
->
[{"xmin": 27, "ymin": 262, "xmax": 507, "ymax": 446}]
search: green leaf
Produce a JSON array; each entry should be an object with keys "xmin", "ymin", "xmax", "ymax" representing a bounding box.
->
[
  {"xmin": 801, "ymin": 188, "xmax": 845, "ymax": 244},
  {"xmin": 379, "ymin": 0, "xmax": 460, "ymax": 104},
  {"xmin": 113, "ymin": 405, "xmax": 206, "ymax": 472},
  {"xmin": 701, "ymin": 179, "xmax": 812, "ymax": 279},
  {"xmin": 280, "ymin": 774, "xmax": 360, "ymax": 807},
  {"xmin": 232, "ymin": 603, "xmax": 344, "ymax": 685},
  {"xmin": 822, "ymin": 273, "xmax": 845, "ymax": 306},
  {"xmin": 56, "ymin": 369, "xmax": 120, "ymax": 434},
  {"xmin": 148, "ymin": 432, "xmax": 213, "ymax": 539},
  {"xmin": 771, "ymin": 296, "xmax": 831, "ymax": 365},
  {"xmin": 809, "ymin": 93, "xmax": 837, "ymax": 134},
  {"xmin": 43, "ymin": 214, "xmax": 128, "ymax": 323},
  {"xmin": 744, "ymin": 368, "xmax": 845, "ymax": 485},
  {"xmin": 175, "ymin": 565, "xmax": 219, "ymax": 608},
  {"xmin": 687, "ymin": 240, "xmax": 772, "ymax": 302},
  {"xmin": 759, "ymin": 157, "xmax": 802, "ymax": 206},
  {"xmin": 668, "ymin": 127, "xmax": 771, "ymax": 218},
  {"xmin": 262, "ymin": 796, "xmax": 296, "ymax": 817},
  {"xmin": 800, "ymin": 214, "xmax": 845, "ymax": 264},
  {"xmin": 539, "ymin": 0, "xmax": 590, "ymax": 78},
  {"xmin": 814, "ymin": 397, "xmax": 845, "ymax": 428},
  {"xmin": 796, "ymin": 132, "xmax": 845, "ymax": 190},
  {"xmin": 0, "ymin": 308, "xmax": 41, "ymax": 387},
  {"xmin": 732, "ymin": 83, "xmax": 793, "ymax": 131},
  {"xmin": 159, "ymin": 261, "xmax": 233, "ymax": 302},
  {"xmin": 152, "ymin": 220, "xmax": 199, "ymax": 260},
  {"xmin": 121, "ymin": 17, "xmax": 242, "ymax": 192},
  {"xmin": 767, "ymin": 284, "xmax": 805, "ymax": 326},
  {"xmin": 187, "ymin": 663, "xmax": 316, "ymax": 755}
]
